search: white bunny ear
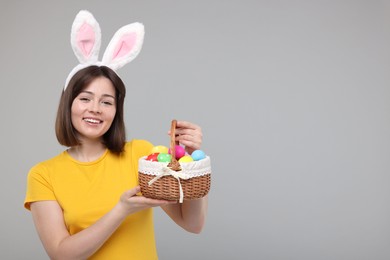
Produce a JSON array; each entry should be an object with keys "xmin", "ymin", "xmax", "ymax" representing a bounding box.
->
[
  {"xmin": 71, "ymin": 10, "xmax": 101, "ymax": 64},
  {"xmin": 101, "ymin": 22, "xmax": 144, "ymax": 71}
]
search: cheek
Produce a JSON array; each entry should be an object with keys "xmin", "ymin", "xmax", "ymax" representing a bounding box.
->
[
  {"xmin": 70, "ymin": 104, "xmax": 80, "ymax": 121},
  {"xmin": 70, "ymin": 100, "xmax": 80, "ymax": 114},
  {"xmin": 108, "ymin": 109, "xmax": 117, "ymax": 122}
]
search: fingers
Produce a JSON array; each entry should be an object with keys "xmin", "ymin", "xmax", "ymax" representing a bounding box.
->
[
  {"xmin": 167, "ymin": 121, "xmax": 201, "ymax": 135},
  {"xmin": 168, "ymin": 120, "xmax": 203, "ymax": 152},
  {"xmin": 176, "ymin": 134, "xmax": 201, "ymax": 151},
  {"xmin": 122, "ymin": 186, "xmax": 141, "ymax": 198},
  {"xmin": 138, "ymin": 197, "xmax": 177, "ymax": 207},
  {"xmin": 127, "ymin": 194, "xmax": 176, "ymax": 208},
  {"xmin": 120, "ymin": 187, "xmax": 176, "ymax": 215},
  {"xmin": 176, "ymin": 120, "xmax": 200, "ymax": 130},
  {"xmin": 122, "ymin": 186, "xmax": 176, "ymax": 205}
]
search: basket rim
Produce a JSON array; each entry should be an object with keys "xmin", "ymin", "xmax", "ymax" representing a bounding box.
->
[{"xmin": 138, "ymin": 156, "xmax": 211, "ymax": 177}]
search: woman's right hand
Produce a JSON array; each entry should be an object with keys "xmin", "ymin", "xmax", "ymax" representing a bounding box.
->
[
  {"xmin": 30, "ymin": 186, "xmax": 174, "ymax": 259},
  {"xmin": 118, "ymin": 186, "xmax": 176, "ymax": 216}
]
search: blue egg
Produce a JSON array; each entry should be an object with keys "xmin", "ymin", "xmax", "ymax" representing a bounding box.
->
[{"xmin": 191, "ymin": 150, "xmax": 206, "ymax": 161}]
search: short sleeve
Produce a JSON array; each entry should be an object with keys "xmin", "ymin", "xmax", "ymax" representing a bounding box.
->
[
  {"xmin": 125, "ymin": 140, "xmax": 153, "ymax": 185},
  {"xmin": 132, "ymin": 139, "xmax": 154, "ymax": 159},
  {"xmin": 24, "ymin": 164, "xmax": 56, "ymax": 210}
]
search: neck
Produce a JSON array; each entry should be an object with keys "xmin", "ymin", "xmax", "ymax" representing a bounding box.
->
[{"xmin": 68, "ymin": 139, "xmax": 107, "ymax": 162}]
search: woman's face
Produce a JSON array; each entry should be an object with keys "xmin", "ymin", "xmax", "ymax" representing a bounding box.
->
[{"xmin": 71, "ymin": 77, "xmax": 117, "ymax": 143}]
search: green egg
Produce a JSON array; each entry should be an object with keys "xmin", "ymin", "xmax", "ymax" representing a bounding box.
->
[{"xmin": 157, "ymin": 153, "xmax": 172, "ymax": 162}]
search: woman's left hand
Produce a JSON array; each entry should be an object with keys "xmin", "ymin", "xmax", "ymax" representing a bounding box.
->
[{"xmin": 169, "ymin": 120, "xmax": 202, "ymax": 155}]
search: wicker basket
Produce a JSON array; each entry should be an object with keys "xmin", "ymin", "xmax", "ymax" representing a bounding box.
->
[{"xmin": 138, "ymin": 120, "xmax": 211, "ymax": 202}]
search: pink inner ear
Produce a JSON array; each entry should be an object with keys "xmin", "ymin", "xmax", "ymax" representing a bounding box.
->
[
  {"xmin": 76, "ymin": 22, "xmax": 95, "ymax": 58},
  {"xmin": 112, "ymin": 32, "xmax": 137, "ymax": 60}
]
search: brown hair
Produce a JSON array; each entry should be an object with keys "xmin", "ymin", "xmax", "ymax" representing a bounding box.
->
[{"xmin": 55, "ymin": 66, "xmax": 126, "ymax": 154}]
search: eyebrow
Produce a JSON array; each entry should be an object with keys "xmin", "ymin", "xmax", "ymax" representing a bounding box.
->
[{"xmin": 81, "ymin": 91, "xmax": 116, "ymax": 100}]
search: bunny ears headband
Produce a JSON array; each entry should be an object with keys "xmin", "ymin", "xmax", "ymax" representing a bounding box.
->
[{"xmin": 64, "ymin": 10, "xmax": 144, "ymax": 89}]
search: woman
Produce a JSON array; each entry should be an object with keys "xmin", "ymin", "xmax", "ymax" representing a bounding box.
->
[{"xmin": 24, "ymin": 66, "xmax": 208, "ymax": 259}]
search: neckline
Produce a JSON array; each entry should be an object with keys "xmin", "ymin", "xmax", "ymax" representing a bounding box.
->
[{"xmin": 64, "ymin": 148, "xmax": 109, "ymax": 165}]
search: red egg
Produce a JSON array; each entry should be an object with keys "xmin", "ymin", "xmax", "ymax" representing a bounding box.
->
[
  {"xmin": 146, "ymin": 153, "xmax": 159, "ymax": 162},
  {"xmin": 169, "ymin": 145, "xmax": 186, "ymax": 159}
]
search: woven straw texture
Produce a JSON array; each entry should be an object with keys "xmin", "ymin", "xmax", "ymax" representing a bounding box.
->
[
  {"xmin": 138, "ymin": 120, "xmax": 211, "ymax": 201},
  {"xmin": 138, "ymin": 173, "xmax": 211, "ymax": 201}
]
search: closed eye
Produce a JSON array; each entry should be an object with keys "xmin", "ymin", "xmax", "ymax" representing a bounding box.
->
[{"xmin": 102, "ymin": 101, "xmax": 113, "ymax": 106}]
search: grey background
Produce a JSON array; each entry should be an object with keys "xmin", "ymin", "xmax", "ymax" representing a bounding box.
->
[{"xmin": 1, "ymin": 0, "xmax": 390, "ymax": 259}]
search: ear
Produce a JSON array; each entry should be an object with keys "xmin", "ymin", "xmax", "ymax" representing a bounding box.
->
[
  {"xmin": 102, "ymin": 22, "xmax": 145, "ymax": 71},
  {"xmin": 71, "ymin": 10, "xmax": 101, "ymax": 64}
]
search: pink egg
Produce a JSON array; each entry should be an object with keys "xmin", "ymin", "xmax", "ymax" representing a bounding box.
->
[{"xmin": 169, "ymin": 145, "xmax": 186, "ymax": 159}]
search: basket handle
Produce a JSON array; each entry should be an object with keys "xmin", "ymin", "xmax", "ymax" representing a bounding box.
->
[{"xmin": 168, "ymin": 119, "xmax": 181, "ymax": 171}]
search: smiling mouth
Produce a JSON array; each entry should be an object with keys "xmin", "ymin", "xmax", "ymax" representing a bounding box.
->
[{"xmin": 83, "ymin": 118, "xmax": 103, "ymax": 124}]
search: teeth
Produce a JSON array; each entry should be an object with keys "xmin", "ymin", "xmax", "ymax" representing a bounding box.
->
[{"xmin": 84, "ymin": 118, "xmax": 101, "ymax": 124}]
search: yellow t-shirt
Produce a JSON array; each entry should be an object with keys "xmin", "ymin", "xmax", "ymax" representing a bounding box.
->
[{"xmin": 24, "ymin": 140, "xmax": 158, "ymax": 260}]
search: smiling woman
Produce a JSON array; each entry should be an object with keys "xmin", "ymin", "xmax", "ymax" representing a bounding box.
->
[
  {"xmin": 23, "ymin": 10, "xmax": 208, "ymax": 260},
  {"xmin": 55, "ymin": 66, "xmax": 126, "ymax": 154},
  {"xmin": 71, "ymin": 76, "xmax": 117, "ymax": 146}
]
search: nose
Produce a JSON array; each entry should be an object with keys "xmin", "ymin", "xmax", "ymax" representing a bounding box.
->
[{"xmin": 89, "ymin": 100, "xmax": 101, "ymax": 114}]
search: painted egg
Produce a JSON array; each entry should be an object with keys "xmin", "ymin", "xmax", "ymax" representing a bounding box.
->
[
  {"xmin": 191, "ymin": 150, "xmax": 206, "ymax": 161},
  {"xmin": 157, "ymin": 153, "xmax": 172, "ymax": 162},
  {"xmin": 146, "ymin": 153, "xmax": 159, "ymax": 162},
  {"xmin": 151, "ymin": 145, "xmax": 169, "ymax": 154},
  {"xmin": 169, "ymin": 145, "xmax": 186, "ymax": 159},
  {"xmin": 179, "ymin": 155, "xmax": 194, "ymax": 163}
]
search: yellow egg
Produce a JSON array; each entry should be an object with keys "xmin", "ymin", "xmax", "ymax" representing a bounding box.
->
[
  {"xmin": 151, "ymin": 145, "xmax": 168, "ymax": 154},
  {"xmin": 179, "ymin": 155, "xmax": 194, "ymax": 163}
]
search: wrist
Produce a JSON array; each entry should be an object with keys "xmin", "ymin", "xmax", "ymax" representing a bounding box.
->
[{"xmin": 112, "ymin": 202, "xmax": 130, "ymax": 221}]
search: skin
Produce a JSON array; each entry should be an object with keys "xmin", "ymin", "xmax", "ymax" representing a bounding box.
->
[{"xmin": 30, "ymin": 77, "xmax": 208, "ymax": 260}]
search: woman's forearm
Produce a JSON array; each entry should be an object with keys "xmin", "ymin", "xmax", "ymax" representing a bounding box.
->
[
  {"xmin": 162, "ymin": 195, "xmax": 208, "ymax": 234},
  {"xmin": 32, "ymin": 202, "xmax": 127, "ymax": 260},
  {"xmin": 55, "ymin": 203, "xmax": 127, "ymax": 260}
]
